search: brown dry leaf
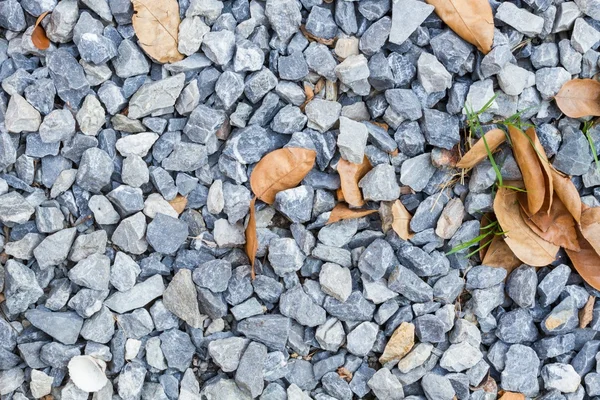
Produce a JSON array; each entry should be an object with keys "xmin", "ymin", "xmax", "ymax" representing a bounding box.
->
[
  {"xmin": 327, "ymin": 203, "xmax": 377, "ymax": 224},
  {"xmin": 131, "ymin": 0, "xmax": 184, "ymax": 64},
  {"xmin": 566, "ymin": 228, "xmax": 600, "ymax": 291},
  {"xmin": 425, "ymin": 0, "xmax": 494, "ymax": 54},
  {"xmin": 337, "ymin": 156, "xmax": 372, "ymax": 207},
  {"xmin": 580, "ymin": 206, "xmax": 600, "ymax": 255},
  {"xmin": 498, "ymin": 392, "xmax": 525, "ymax": 400},
  {"xmin": 336, "ymin": 188, "xmax": 345, "ymax": 202},
  {"xmin": 580, "ymin": 296, "xmax": 595, "ymax": 328},
  {"xmin": 482, "ymin": 235, "xmax": 522, "ymax": 274},
  {"xmin": 168, "ymin": 195, "xmax": 187, "ymax": 215},
  {"xmin": 391, "ymin": 200, "xmax": 414, "ymax": 240},
  {"xmin": 526, "ymin": 126, "xmax": 554, "ymax": 214},
  {"xmin": 494, "ymin": 186, "xmax": 559, "ymax": 266},
  {"xmin": 32, "ymin": 11, "xmax": 50, "ymax": 50},
  {"xmin": 551, "ymin": 168, "xmax": 582, "ymax": 224},
  {"xmin": 479, "ymin": 213, "xmax": 496, "ymax": 260},
  {"xmin": 337, "ymin": 367, "xmax": 353, "ymax": 382},
  {"xmin": 314, "ymin": 78, "xmax": 325, "ymax": 95},
  {"xmin": 554, "ymin": 79, "xmax": 600, "ymax": 118},
  {"xmin": 372, "ymin": 121, "xmax": 389, "ymax": 131},
  {"xmin": 456, "ymin": 128, "xmax": 506, "ymax": 169},
  {"xmin": 244, "ymin": 198, "xmax": 258, "ymax": 280},
  {"xmin": 508, "ymin": 125, "xmax": 547, "ymax": 215},
  {"xmin": 519, "ymin": 195, "xmax": 580, "ymax": 251},
  {"xmin": 250, "ymin": 148, "xmax": 317, "ymax": 204},
  {"xmin": 0, "ymin": 293, "xmax": 4, "ymax": 303}
]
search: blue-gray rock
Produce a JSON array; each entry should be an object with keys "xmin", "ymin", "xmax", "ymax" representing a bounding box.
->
[
  {"xmin": 280, "ymin": 285, "xmax": 327, "ymax": 327},
  {"xmin": 25, "ymin": 309, "xmax": 83, "ymax": 345},
  {"xmin": 237, "ymin": 315, "xmax": 291, "ymax": 351},
  {"xmin": 46, "ymin": 49, "xmax": 90, "ymax": 109},
  {"xmin": 146, "ymin": 213, "xmax": 188, "ymax": 254},
  {"xmin": 496, "ymin": 308, "xmax": 540, "ymax": 343}
]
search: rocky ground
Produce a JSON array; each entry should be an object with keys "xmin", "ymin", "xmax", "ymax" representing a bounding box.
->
[{"xmin": 2, "ymin": 0, "xmax": 600, "ymax": 399}]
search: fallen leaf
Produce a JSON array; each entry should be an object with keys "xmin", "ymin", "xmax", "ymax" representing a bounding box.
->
[
  {"xmin": 337, "ymin": 156, "xmax": 372, "ymax": 207},
  {"xmin": 379, "ymin": 322, "xmax": 415, "ymax": 364},
  {"xmin": 337, "ymin": 367, "xmax": 353, "ymax": 382},
  {"xmin": 336, "ymin": 188, "xmax": 345, "ymax": 202},
  {"xmin": 551, "ymin": 168, "xmax": 581, "ymax": 224},
  {"xmin": 245, "ymin": 198, "xmax": 258, "ymax": 280},
  {"xmin": 566, "ymin": 228, "xmax": 600, "ymax": 291},
  {"xmin": 508, "ymin": 125, "xmax": 547, "ymax": 215},
  {"xmin": 425, "ymin": 0, "xmax": 494, "ymax": 54},
  {"xmin": 327, "ymin": 203, "xmax": 377, "ymax": 224},
  {"xmin": 498, "ymin": 392, "xmax": 525, "ymax": 400},
  {"xmin": 554, "ymin": 79, "xmax": 600, "ymax": 118},
  {"xmin": 168, "ymin": 195, "xmax": 187, "ymax": 215},
  {"xmin": 31, "ymin": 11, "xmax": 50, "ymax": 50},
  {"xmin": 494, "ymin": 186, "xmax": 559, "ymax": 266},
  {"xmin": 131, "ymin": 0, "xmax": 184, "ymax": 64},
  {"xmin": 481, "ymin": 235, "xmax": 522, "ymax": 275},
  {"xmin": 579, "ymin": 296, "xmax": 595, "ymax": 328},
  {"xmin": 250, "ymin": 147, "xmax": 317, "ymax": 204},
  {"xmin": 527, "ymin": 126, "xmax": 554, "ymax": 214},
  {"xmin": 0, "ymin": 293, "xmax": 4, "ymax": 303},
  {"xmin": 391, "ymin": 200, "xmax": 414, "ymax": 240},
  {"xmin": 314, "ymin": 78, "xmax": 325, "ymax": 96},
  {"xmin": 456, "ymin": 128, "xmax": 506, "ymax": 169},
  {"xmin": 379, "ymin": 201, "xmax": 394, "ymax": 233},
  {"xmin": 479, "ymin": 213, "xmax": 496, "ymax": 260},
  {"xmin": 519, "ymin": 195, "xmax": 580, "ymax": 251},
  {"xmin": 581, "ymin": 206, "xmax": 600, "ymax": 255}
]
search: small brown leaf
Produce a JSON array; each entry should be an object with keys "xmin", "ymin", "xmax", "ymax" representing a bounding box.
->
[
  {"xmin": 0, "ymin": 293, "xmax": 4, "ymax": 303},
  {"xmin": 250, "ymin": 148, "xmax": 317, "ymax": 204},
  {"xmin": 168, "ymin": 195, "xmax": 187, "ymax": 215},
  {"xmin": 31, "ymin": 11, "xmax": 50, "ymax": 50},
  {"xmin": 391, "ymin": 200, "xmax": 414, "ymax": 240},
  {"xmin": 337, "ymin": 367, "xmax": 353, "ymax": 382},
  {"xmin": 425, "ymin": 0, "xmax": 495, "ymax": 54},
  {"xmin": 245, "ymin": 198, "xmax": 258, "ymax": 280},
  {"xmin": 481, "ymin": 234, "xmax": 522, "ymax": 275},
  {"xmin": 456, "ymin": 128, "xmax": 506, "ymax": 169},
  {"xmin": 580, "ymin": 206, "xmax": 600, "ymax": 255},
  {"xmin": 494, "ymin": 186, "xmax": 559, "ymax": 266},
  {"xmin": 508, "ymin": 125, "xmax": 547, "ymax": 215},
  {"xmin": 337, "ymin": 156, "xmax": 372, "ymax": 207},
  {"xmin": 551, "ymin": 168, "xmax": 582, "ymax": 224},
  {"xmin": 554, "ymin": 79, "xmax": 600, "ymax": 118},
  {"xmin": 131, "ymin": 0, "xmax": 184, "ymax": 64},
  {"xmin": 498, "ymin": 392, "xmax": 525, "ymax": 400},
  {"xmin": 327, "ymin": 204, "xmax": 377, "ymax": 224},
  {"xmin": 314, "ymin": 78, "xmax": 325, "ymax": 96},
  {"xmin": 579, "ymin": 296, "xmax": 595, "ymax": 328},
  {"xmin": 567, "ymin": 227, "xmax": 600, "ymax": 291}
]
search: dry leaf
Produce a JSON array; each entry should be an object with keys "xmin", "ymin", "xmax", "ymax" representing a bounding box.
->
[
  {"xmin": 337, "ymin": 367, "xmax": 353, "ymax": 382},
  {"xmin": 327, "ymin": 203, "xmax": 377, "ymax": 224},
  {"xmin": 391, "ymin": 200, "xmax": 414, "ymax": 240},
  {"xmin": 168, "ymin": 195, "xmax": 187, "ymax": 215},
  {"xmin": 131, "ymin": 0, "xmax": 184, "ymax": 64},
  {"xmin": 245, "ymin": 198, "xmax": 258, "ymax": 280},
  {"xmin": 456, "ymin": 128, "xmax": 506, "ymax": 169},
  {"xmin": 580, "ymin": 206, "xmax": 600, "ymax": 255},
  {"xmin": 250, "ymin": 148, "xmax": 317, "ymax": 204},
  {"xmin": 482, "ymin": 234, "xmax": 522, "ymax": 275},
  {"xmin": 551, "ymin": 168, "xmax": 582, "ymax": 224},
  {"xmin": 336, "ymin": 188, "xmax": 345, "ymax": 202},
  {"xmin": 425, "ymin": 0, "xmax": 494, "ymax": 54},
  {"xmin": 566, "ymin": 228, "xmax": 600, "ymax": 291},
  {"xmin": 554, "ymin": 79, "xmax": 600, "ymax": 118},
  {"xmin": 508, "ymin": 125, "xmax": 547, "ymax": 215},
  {"xmin": 479, "ymin": 213, "xmax": 496, "ymax": 260},
  {"xmin": 337, "ymin": 156, "xmax": 372, "ymax": 207},
  {"xmin": 32, "ymin": 11, "xmax": 50, "ymax": 50},
  {"xmin": 494, "ymin": 186, "xmax": 559, "ymax": 266},
  {"xmin": 498, "ymin": 392, "xmax": 525, "ymax": 400},
  {"xmin": 314, "ymin": 78, "xmax": 325, "ymax": 96},
  {"xmin": 519, "ymin": 195, "xmax": 580, "ymax": 251},
  {"xmin": 0, "ymin": 293, "xmax": 4, "ymax": 303},
  {"xmin": 526, "ymin": 126, "xmax": 554, "ymax": 214},
  {"xmin": 580, "ymin": 296, "xmax": 595, "ymax": 328}
]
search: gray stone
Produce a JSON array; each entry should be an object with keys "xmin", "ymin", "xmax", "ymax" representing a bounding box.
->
[
  {"xmin": 466, "ymin": 265, "xmax": 507, "ymax": 290},
  {"xmin": 400, "ymin": 153, "xmax": 436, "ymax": 192},
  {"xmin": 507, "ymin": 265, "xmax": 538, "ymax": 308},
  {"xmin": 25, "ymin": 309, "xmax": 83, "ymax": 345},
  {"xmin": 554, "ymin": 129, "xmax": 593, "ymax": 176},
  {"xmin": 208, "ymin": 337, "xmax": 249, "ymax": 372},
  {"xmin": 305, "ymin": 99, "xmax": 342, "ymax": 132},
  {"xmin": 535, "ymin": 67, "xmax": 571, "ymax": 100},
  {"xmin": 0, "ymin": 191, "xmax": 35, "ymax": 225},
  {"xmin": 76, "ymin": 148, "xmax": 113, "ymax": 193},
  {"xmin": 128, "ymin": 74, "xmax": 185, "ymax": 119},
  {"xmin": 111, "ymin": 212, "xmax": 148, "ymax": 254},
  {"xmin": 359, "ymin": 17, "xmax": 391, "ymax": 56},
  {"xmin": 274, "ymin": 185, "xmax": 314, "ymax": 223},
  {"xmin": 315, "ymin": 318, "xmax": 345, "ymax": 352},
  {"xmin": 33, "ymin": 227, "xmax": 77, "ymax": 269},
  {"xmin": 501, "ymin": 344, "xmax": 540, "ymax": 396},
  {"xmin": 5, "ymin": 94, "xmax": 41, "ymax": 134},
  {"xmin": 146, "ymin": 213, "xmax": 188, "ymax": 254},
  {"xmin": 104, "ymin": 274, "xmax": 165, "ymax": 313},
  {"xmin": 163, "ymin": 269, "xmax": 204, "ymax": 328},
  {"xmin": 68, "ymin": 253, "xmax": 110, "ymax": 290},
  {"xmin": 421, "ymin": 109, "xmax": 460, "ymax": 150},
  {"xmin": 498, "ymin": 63, "xmax": 535, "ymax": 96},
  {"xmin": 389, "ymin": 0, "xmax": 433, "ymax": 45},
  {"xmin": 265, "ymin": 0, "xmax": 301, "ymax": 42},
  {"xmin": 319, "ymin": 263, "xmax": 352, "ymax": 302},
  {"xmin": 347, "ymin": 322, "xmax": 378, "ymax": 357},
  {"xmin": 388, "ymin": 265, "xmax": 433, "ymax": 302},
  {"xmin": 542, "ymin": 363, "xmax": 581, "ymax": 393},
  {"xmin": 4, "ymin": 260, "xmax": 43, "ymax": 314},
  {"xmin": 541, "ymin": 296, "xmax": 579, "ymax": 335},
  {"xmin": 280, "ymin": 285, "xmax": 327, "ymax": 327},
  {"xmin": 237, "ymin": 315, "xmax": 291, "ymax": 351},
  {"xmin": 359, "ymin": 164, "xmax": 400, "ymax": 201},
  {"xmin": 306, "ymin": 6, "xmax": 337, "ymax": 39},
  {"xmin": 496, "ymin": 2, "xmax": 545, "ymax": 36},
  {"xmin": 202, "ymin": 30, "xmax": 236, "ymax": 66},
  {"xmin": 418, "ymin": 52, "xmax": 452, "ymax": 94},
  {"xmin": 47, "ymin": 49, "xmax": 90, "ymax": 109},
  {"xmin": 236, "ymin": 341, "xmax": 267, "ymax": 397},
  {"xmin": 367, "ymin": 368, "xmax": 403, "ymax": 400},
  {"xmin": 80, "ymin": 305, "xmax": 115, "ymax": 343},
  {"xmin": 305, "ymin": 43, "xmax": 338, "ymax": 81},
  {"xmin": 338, "ymin": 116, "xmax": 368, "ymax": 163},
  {"xmin": 496, "ymin": 308, "xmax": 539, "ymax": 343},
  {"xmin": 572, "ymin": 18, "xmax": 600, "ymax": 54}
]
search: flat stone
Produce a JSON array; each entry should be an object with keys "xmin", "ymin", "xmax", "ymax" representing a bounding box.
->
[{"xmin": 104, "ymin": 275, "xmax": 165, "ymax": 313}]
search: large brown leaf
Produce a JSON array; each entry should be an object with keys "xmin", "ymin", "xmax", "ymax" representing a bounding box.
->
[
  {"xmin": 327, "ymin": 204, "xmax": 377, "ymax": 224},
  {"xmin": 566, "ymin": 228, "xmax": 600, "ymax": 291},
  {"xmin": 250, "ymin": 148, "xmax": 317, "ymax": 204},
  {"xmin": 337, "ymin": 156, "xmax": 372, "ymax": 207},
  {"xmin": 494, "ymin": 187, "xmax": 559, "ymax": 266},
  {"xmin": 482, "ymin": 235, "xmax": 522, "ymax": 274},
  {"xmin": 391, "ymin": 200, "xmax": 414, "ymax": 240},
  {"xmin": 456, "ymin": 128, "xmax": 506, "ymax": 169},
  {"xmin": 508, "ymin": 125, "xmax": 547, "ymax": 215},
  {"xmin": 245, "ymin": 198, "xmax": 258, "ymax": 280},
  {"xmin": 551, "ymin": 168, "xmax": 582, "ymax": 224},
  {"xmin": 519, "ymin": 196, "xmax": 580, "ymax": 251},
  {"xmin": 425, "ymin": 0, "xmax": 494, "ymax": 54},
  {"xmin": 131, "ymin": 0, "xmax": 184, "ymax": 64},
  {"xmin": 32, "ymin": 12, "xmax": 50, "ymax": 50},
  {"xmin": 554, "ymin": 79, "xmax": 600, "ymax": 118},
  {"xmin": 581, "ymin": 206, "xmax": 600, "ymax": 255}
]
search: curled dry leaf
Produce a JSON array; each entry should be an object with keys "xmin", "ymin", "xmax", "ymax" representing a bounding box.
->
[
  {"xmin": 526, "ymin": 126, "xmax": 554, "ymax": 214},
  {"xmin": 391, "ymin": 200, "xmax": 414, "ymax": 240},
  {"xmin": 327, "ymin": 203, "xmax": 377, "ymax": 224},
  {"xmin": 32, "ymin": 11, "xmax": 50, "ymax": 50},
  {"xmin": 566, "ymin": 227, "xmax": 600, "ymax": 291},
  {"xmin": 456, "ymin": 128, "xmax": 506, "ymax": 169},
  {"xmin": 579, "ymin": 296, "xmax": 595, "ymax": 328},
  {"xmin": 131, "ymin": 0, "xmax": 184, "ymax": 64},
  {"xmin": 508, "ymin": 125, "xmax": 548, "ymax": 215},
  {"xmin": 337, "ymin": 367, "xmax": 353, "ymax": 382},
  {"xmin": 425, "ymin": 0, "xmax": 494, "ymax": 54},
  {"xmin": 168, "ymin": 195, "xmax": 187, "ymax": 215},
  {"xmin": 580, "ymin": 206, "xmax": 600, "ymax": 255},
  {"xmin": 551, "ymin": 168, "xmax": 581, "ymax": 224},
  {"xmin": 554, "ymin": 79, "xmax": 600, "ymax": 118},
  {"xmin": 337, "ymin": 156, "xmax": 372, "ymax": 207},
  {"xmin": 244, "ymin": 198, "xmax": 258, "ymax": 280},
  {"xmin": 494, "ymin": 186, "xmax": 559, "ymax": 266},
  {"xmin": 482, "ymin": 235, "xmax": 522, "ymax": 275},
  {"xmin": 519, "ymin": 194, "xmax": 580, "ymax": 251},
  {"xmin": 250, "ymin": 147, "xmax": 317, "ymax": 204}
]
